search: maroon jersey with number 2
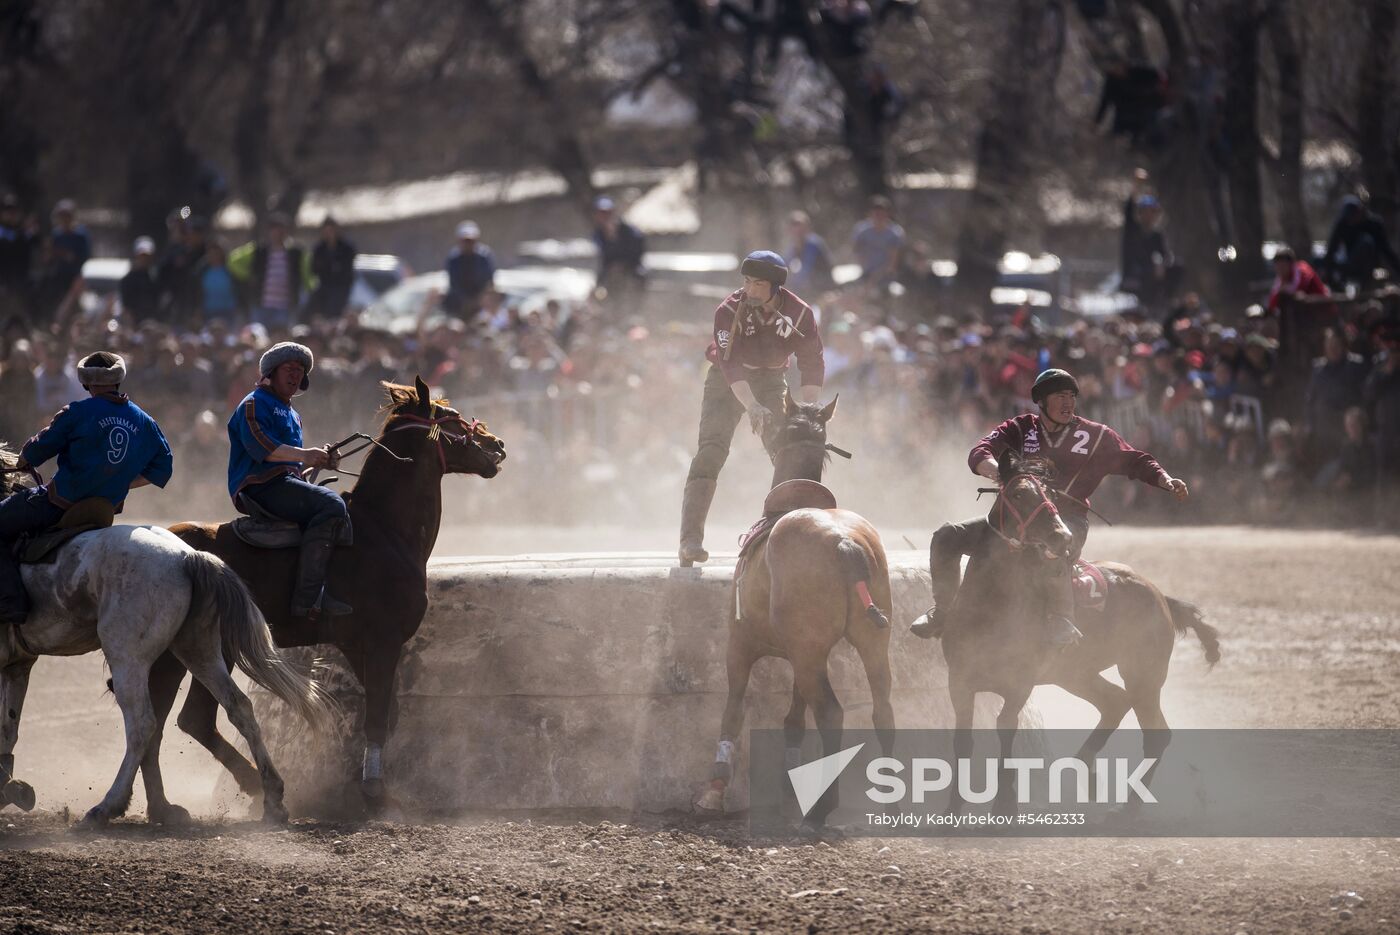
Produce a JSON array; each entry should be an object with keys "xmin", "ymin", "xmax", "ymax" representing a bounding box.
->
[{"xmin": 969, "ymin": 413, "xmax": 1170, "ymax": 517}]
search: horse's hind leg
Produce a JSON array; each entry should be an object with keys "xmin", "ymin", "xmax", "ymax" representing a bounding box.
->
[
  {"xmin": 175, "ymin": 675, "xmax": 262, "ymax": 798},
  {"xmin": 0, "ymin": 659, "xmax": 36, "ymax": 811},
  {"xmin": 789, "ymin": 647, "xmax": 844, "ymax": 830},
  {"xmin": 697, "ymin": 627, "xmax": 758, "ymax": 812},
  {"xmin": 1120, "ymin": 642, "xmax": 1173, "ymax": 807},
  {"xmin": 848, "ymin": 627, "xmax": 894, "ymax": 755},
  {"xmin": 1056, "ymin": 671, "xmax": 1133, "ymax": 758},
  {"xmin": 83, "ymin": 658, "xmax": 158, "ymax": 828},
  {"xmin": 138, "ymin": 651, "xmax": 194, "ymax": 825},
  {"xmin": 172, "ymin": 635, "xmax": 287, "ymax": 825}
]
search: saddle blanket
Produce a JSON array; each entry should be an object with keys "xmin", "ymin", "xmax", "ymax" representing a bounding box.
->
[{"xmin": 1072, "ymin": 560, "xmax": 1108, "ymax": 612}]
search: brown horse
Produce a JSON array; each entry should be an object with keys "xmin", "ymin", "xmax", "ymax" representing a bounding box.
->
[
  {"xmin": 145, "ymin": 376, "xmax": 506, "ymax": 814},
  {"xmin": 940, "ymin": 452, "xmax": 1220, "ymax": 812},
  {"xmin": 697, "ymin": 392, "xmax": 893, "ymax": 832}
]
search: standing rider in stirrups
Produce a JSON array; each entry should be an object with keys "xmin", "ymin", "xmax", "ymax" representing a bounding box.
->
[
  {"xmin": 678, "ymin": 250, "xmax": 825, "ymax": 566},
  {"xmin": 911, "ymin": 368, "xmax": 1190, "ymax": 646},
  {"xmin": 0, "ymin": 351, "xmax": 174, "ymax": 624},
  {"xmin": 228, "ymin": 342, "xmax": 352, "ymax": 620}
]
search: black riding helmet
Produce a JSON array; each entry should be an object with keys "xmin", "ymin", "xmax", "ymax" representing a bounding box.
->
[{"xmin": 1031, "ymin": 368, "xmax": 1079, "ymax": 405}]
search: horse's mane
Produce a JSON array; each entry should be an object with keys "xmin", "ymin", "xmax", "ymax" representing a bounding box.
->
[
  {"xmin": 376, "ymin": 381, "xmax": 453, "ymax": 428},
  {"xmin": 0, "ymin": 441, "xmax": 21, "ymax": 498}
]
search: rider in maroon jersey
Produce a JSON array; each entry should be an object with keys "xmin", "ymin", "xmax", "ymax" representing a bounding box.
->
[{"xmin": 912, "ymin": 368, "xmax": 1190, "ymax": 646}]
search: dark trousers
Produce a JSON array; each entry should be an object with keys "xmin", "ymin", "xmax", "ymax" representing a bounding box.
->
[
  {"xmin": 928, "ymin": 512, "xmax": 1089, "ymax": 616},
  {"xmin": 685, "ymin": 364, "xmax": 790, "ymax": 483},
  {"xmin": 0, "ymin": 486, "xmax": 67, "ymax": 622},
  {"xmin": 240, "ymin": 474, "xmax": 348, "ymax": 530}
]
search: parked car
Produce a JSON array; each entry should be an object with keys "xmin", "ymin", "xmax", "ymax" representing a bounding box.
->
[{"xmin": 358, "ymin": 266, "xmax": 596, "ymax": 334}]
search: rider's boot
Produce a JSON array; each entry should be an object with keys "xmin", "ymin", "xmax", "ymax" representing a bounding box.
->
[
  {"xmin": 678, "ymin": 478, "xmax": 717, "ymax": 567},
  {"xmin": 292, "ymin": 519, "xmax": 353, "ymax": 620},
  {"xmin": 1044, "ymin": 560, "xmax": 1082, "ymax": 648},
  {"xmin": 910, "ymin": 523, "xmax": 965, "ymax": 639}
]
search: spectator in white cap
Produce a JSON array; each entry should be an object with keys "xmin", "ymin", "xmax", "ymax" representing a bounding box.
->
[
  {"xmin": 119, "ymin": 236, "xmax": 162, "ymax": 323},
  {"xmin": 591, "ymin": 195, "xmax": 647, "ymax": 304},
  {"xmin": 444, "ymin": 219, "xmax": 495, "ymax": 317}
]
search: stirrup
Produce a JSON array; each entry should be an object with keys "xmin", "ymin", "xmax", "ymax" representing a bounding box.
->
[{"xmin": 1045, "ymin": 615, "xmax": 1083, "ymax": 648}]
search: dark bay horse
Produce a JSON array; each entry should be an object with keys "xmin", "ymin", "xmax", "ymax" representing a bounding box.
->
[
  {"xmin": 148, "ymin": 377, "xmax": 506, "ymax": 813},
  {"xmin": 941, "ymin": 452, "xmax": 1220, "ymax": 812},
  {"xmin": 697, "ymin": 393, "xmax": 893, "ymax": 832}
]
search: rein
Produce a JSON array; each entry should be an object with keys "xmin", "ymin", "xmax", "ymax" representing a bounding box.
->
[{"xmin": 0, "ymin": 464, "xmax": 43, "ymax": 489}]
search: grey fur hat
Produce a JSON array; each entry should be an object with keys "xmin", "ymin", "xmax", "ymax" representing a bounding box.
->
[
  {"xmin": 259, "ymin": 341, "xmax": 314, "ymax": 390},
  {"xmin": 77, "ymin": 351, "xmax": 127, "ymax": 387}
]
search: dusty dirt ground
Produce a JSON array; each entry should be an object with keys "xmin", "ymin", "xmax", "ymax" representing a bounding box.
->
[{"xmin": 1, "ymin": 525, "xmax": 1398, "ymax": 933}]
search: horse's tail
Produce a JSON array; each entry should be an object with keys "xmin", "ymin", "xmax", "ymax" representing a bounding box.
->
[
  {"xmin": 836, "ymin": 536, "xmax": 889, "ymax": 629},
  {"xmin": 1165, "ymin": 596, "xmax": 1221, "ymax": 668},
  {"xmin": 182, "ymin": 550, "xmax": 336, "ymax": 731}
]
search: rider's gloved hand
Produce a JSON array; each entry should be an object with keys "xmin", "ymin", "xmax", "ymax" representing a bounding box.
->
[
  {"xmin": 325, "ymin": 446, "xmax": 341, "ymax": 470},
  {"xmin": 976, "ymin": 458, "xmax": 1000, "ymax": 481},
  {"xmin": 747, "ymin": 404, "xmax": 773, "ymax": 436},
  {"xmin": 1162, "ymin": 476, "xmax": 1190, "ymax": 501}
]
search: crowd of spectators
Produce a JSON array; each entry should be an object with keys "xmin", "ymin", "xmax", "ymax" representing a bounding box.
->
[{"xmin": 0, "ymin": 186, "xmax": 1398, "ymax": 532}]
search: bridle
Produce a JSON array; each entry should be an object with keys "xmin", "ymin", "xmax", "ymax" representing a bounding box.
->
[
  {"xmin": 980, "ymin": 471, "xmax": 1063, "ymax": 551},
  {"xmin": 383, "ymin": 411, "xmax": 496, "ymax": 474}
]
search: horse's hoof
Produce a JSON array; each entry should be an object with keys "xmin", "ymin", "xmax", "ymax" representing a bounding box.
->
[
  {"xmin": 797, "ymin": 818, "xmax": 843, "ymax": 842},
  {"xmin": 2, "ymin": 779, "xmax": 35, "ymax": 812},
  {"xmin": 262, "ymin": 800, "xmax": 290, "ymax": 826},
  {"xmin": 78, "ymin": 806, "xmax": 110, "ymax": 830},
  {"xmin": 695, "ymin": 787, "xmax": 726, "ymax": 813},
  {"xmin": 148, "ymin": 802, "xmax": 192, "ymax": 827},
  {"xmin": 361, "ymin": 778, "xmax": 386, "ymax": 803}
]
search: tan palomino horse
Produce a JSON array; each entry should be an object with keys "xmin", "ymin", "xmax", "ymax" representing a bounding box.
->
[{"xmin": 697, "ymin": 394, "xmax": 893, "ymax": 832}]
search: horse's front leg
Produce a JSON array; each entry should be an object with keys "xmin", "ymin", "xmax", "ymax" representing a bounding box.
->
[
  {"xmin": 697, "ymin": 624, "xmax": 757, "ymax": 813},
  {"xmin": 82, "ymin": 660, "xmax": 158, "ymax": 828},
  {"xmin": 947, "ymin": 676, "xmax": 975, "ymax": 816},
  {"xmin": 359, "ymin": 638, "xmax": 403, "ymax": 808},
  {"xmin": 994, "ymin": 688, "xmax": 1032, "ymax": 817},
  {"xmin": 0, "ymin": 659, "xmax": 37, "ymax": 812}
]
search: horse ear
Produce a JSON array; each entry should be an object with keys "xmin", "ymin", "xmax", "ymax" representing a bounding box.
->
[
  {"xmin": 818, "ymin": 394, "xmax": 838, "ymax": 423},
  {"xmin": 414, "ymin": 375, "xmax": 431, "ymax": 406},
  {"xmin": 1000, "ymin": 450, "xmax": 1018, "ymax": 482}
]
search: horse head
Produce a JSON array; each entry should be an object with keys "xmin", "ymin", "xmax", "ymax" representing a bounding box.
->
[
  {"xmin": 380, "ymin": 376, "xmax": 507, "ymax": 478},
  {"xmin": 770, "ymin": 390, "xmax": 839, "ymax": 485},
  {"xmin": 992, "ymin": 451, "xmax": 1072, "ymax": 559}
]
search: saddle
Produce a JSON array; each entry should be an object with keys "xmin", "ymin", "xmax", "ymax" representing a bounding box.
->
[
  {"xmin": 17, "ymin": 498, "xmax": 116, "ymax": 565},
  {"xmin": 736, "ymin": 480, "xmax": 839, "ymax": 562},
  {"xmin": 230, "ymin": 494, "xmax": 353, "ymax": 550},
  {"xmin": 1072, "ymin": 559, "xmax": 1109, "ymax": 613}
]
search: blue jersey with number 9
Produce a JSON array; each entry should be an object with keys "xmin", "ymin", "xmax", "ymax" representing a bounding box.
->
[{"xmin": 19, "ymin": 393, "xmax": 174, "ymax": 509}]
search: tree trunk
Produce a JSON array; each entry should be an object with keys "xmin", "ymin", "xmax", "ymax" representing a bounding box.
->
[
  {"xmin": 1358, "ymin": 0, "xmax": 1399, "ymax": 226},
  {"xmin": 1219, "ymin": 1, "xmax": 1266, "ymax": 304},
  {"xmin": 953, "ymin": 0, "xmax": 1047, "ymax": 309},
  {"xmin": 1265, "ymin": 1, "xmax": 1310, "ymax": 253},
  {"xmin": 793, "ymin": 0, "xmax": 887, "ymax": 198},
  {"xmin": 124, "ymin": 117, "xmax": 204, "ymax": 244},
  {"xmin": 479, "ymin": 1, "xmax": 597, "ymax": 220},
  {"xmin": 231, "ymin": 2, "xmax": 288, "ymax": 230}
]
